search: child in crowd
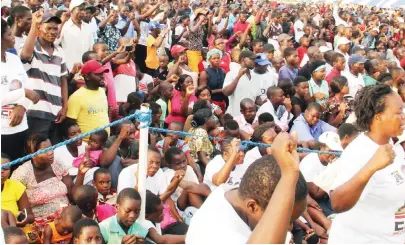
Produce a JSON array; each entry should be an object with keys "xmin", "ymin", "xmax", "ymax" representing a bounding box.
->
[
  {"xmin": 41, "ymin": 206, "xmax": 83, "ymax": 244},
  {"xmin": 73, "ymin": 186, "xmax": 103, "ymax": 222},
  {"xmin": 297, "ymin": 36, "xmax": 310, "ymax": 66},
  {"xmin": 152, "ymin": 55, "xmax": 170, "ymax": 82},
  {"xmin": 325, "ymin": 53, "xmax": 345, "ymax": 84},
  {"xmin": 99, "ymin": 188, "xmax": 148, "ymax": 244},
  {"xmin": 72, "ymin": 130, "xmax": 108, "ymax": 169},
  {"xmin": 73, "ymin": 218, "xmax": 103, "ymax": 244},
  {"xmin": 93, "ymin": 168, "xmax": 117, "ymax": 206},
  {"xmin": 142, "ymin": 190, "xmax": 187, "ymax": 243},
  {"xmin": 3, "ymin": 226, "xmax": 28, "ymax": 244}
]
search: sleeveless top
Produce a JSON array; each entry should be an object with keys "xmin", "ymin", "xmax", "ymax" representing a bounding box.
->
[
  {"xmin": 206, "ymin": 67, "xmax": 226, "ymax": 102},
  {"xmin": 48, "ymin": 221, "xmax": 72, "ymax": 244}
]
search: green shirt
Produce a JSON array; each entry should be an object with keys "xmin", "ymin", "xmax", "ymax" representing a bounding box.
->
[
  {"xmin": 156, "ymin": 98, "xmax": 168, "ymax": 128},
  {"xmin": 99, "ymin": 215, "xmax": 148, "ymax": 244},
  {"xmin": 363, "ymin": 75, "xmax": 377, "ymax": 86}
]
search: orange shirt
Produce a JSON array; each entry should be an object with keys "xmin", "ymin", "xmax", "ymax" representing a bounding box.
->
[{"xmin": 41, "ymin": 222, "xmax": 72, "ymax": 244}]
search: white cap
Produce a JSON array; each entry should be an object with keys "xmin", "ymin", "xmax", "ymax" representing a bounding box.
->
[
  {"xmin": 337, "ymin": 37, "xmax": 351, "ymax": 47},
  {"xmin": 319, "ymin": 132, "xmax": 343, "ymax": 151},
  {"xmin": 371, "ymin": 27, "xmax": 379, "ymax": 33},
  {"xmin": 70, "ymin": 0, "xmax": 85, "ymax": 11},
  {"xmin": 319, "ymin": 46, "xmax": 332, "ymax": 53}
]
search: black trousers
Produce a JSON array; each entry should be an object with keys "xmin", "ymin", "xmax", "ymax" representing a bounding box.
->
[
  {"xmin": 134, "ymin": 44, "xmax": 147, "ymax": 73},
  {"xmin": 1, "ymin": 130, "xmax": 28, "ymax": 171},
  {"xmin": 27, "ymin": 117, "xmax": 61, "ymax": 145}
]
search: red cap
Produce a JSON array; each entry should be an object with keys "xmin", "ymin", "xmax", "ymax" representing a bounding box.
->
[
  {"xmin": 401, "ymin": 57, "xmax": 405, "ymax": 70},
  {"xmin": 171, "ymin": 45, "xmax": 187, "ymax": 56},
  {"xmin": 81, "ymin": 60, "xmax": 109, "ymax": 75}
]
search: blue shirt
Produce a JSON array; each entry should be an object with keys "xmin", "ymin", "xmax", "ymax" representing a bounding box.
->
[
  {"xmin": 290, "ymin": 114, "xmax": 336, "ymax": 141},
  {"xmin": 279, "ymin": 65, "xmax": 298, "ymax": 81},
  {"xmin": 116, "ymin": 16, "xmax": 135, "ymax": 38}
]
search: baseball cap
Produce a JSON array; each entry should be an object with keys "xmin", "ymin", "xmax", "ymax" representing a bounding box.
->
[
  {"xmin": 348, "ymin": 54, "xmax": 367, "ymax": 66},
  {"xmin": 319, "ymin": 46, "xmax": 332, "ymax": 53},
  {"xmin": 171, "ymin": 45, "xmax": 187, "ymax": 56},
  {"xmin": 239, "ymin": 50, "xmax": 259, "ymax": 60},
  {"xmin": 371, "ymin": 27, "xmax": 379, "ymax": 33},
  {"xmin": 263, "ymin": 43, "xmax": 275, "ymax": 52},
  {"xmin": 277, "ymin": 33, "xmax": 293, "ymax": 43},
  {"xmin": 81, "ymin": 60, "xmax": 109, "ymax": 75},
  {"xmin": 148, "ymin": 21, "xmax": 165, "ymax": 30},
  {"xmin": 42, "ymin": 12, "xmax": 62, "ymax": 24},
  {"xmin": 337, "ymin": 37, "xmax": 351, "ymax": 47},
  {"xmin": 69, "ymin": 0, "xmax": 85, "ymax": 11},
  {"xmin": 319, "ymin": 132, "xmax": 343, "ymax": 151},
  {"xmin": 255, "ymin": 53, "xmax": 271, "ymax": 66}
]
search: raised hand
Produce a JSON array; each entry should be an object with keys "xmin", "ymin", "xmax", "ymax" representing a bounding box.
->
[
  {"xmin": 367, "ymin": 144, "xmax": 396, "ymax": 172},
  {"xmin": 271, "ymin": 131, "xmax": 300, "ymax": 174}
]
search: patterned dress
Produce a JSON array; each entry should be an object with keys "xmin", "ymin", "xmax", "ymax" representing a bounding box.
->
[
  {"xmin": 323, "ymin": 96, "xmax": 352, "ymax": 127},
  {"xmin": 185, "ymin": 127, "xmax": 214, "ymax": 162}
]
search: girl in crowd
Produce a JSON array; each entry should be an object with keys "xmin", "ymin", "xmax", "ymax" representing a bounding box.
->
[
  {"xmin": 324, "ymin": 76, "xmax": 351, "ymax": 127},
  {"xmin": 164, "ymin": 74, "xmax": 197, "ymax": 126},
  {"xmin": 185, "ymin": 108, "xmax": 216, "ymax": 175},
  {"xmin": 73, "ymin": 218, "xmax": 103, "ymax": 244}
]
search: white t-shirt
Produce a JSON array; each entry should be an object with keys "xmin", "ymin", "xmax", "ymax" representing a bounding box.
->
[
  {"xmin": 117, "ymin": 164, "xmax": 168, "ymax": 195},
  {"xmin": 138, "ymin": 21, "xmax": 150, "ymax": 46},
  {"xmin": 341, "ymin": 71, "xmax": 365, "ymax": 99},
  {"xmin": 251, "ymin": 70, "xmax": 275, "ymax": 101},
  {"xmin": 243, "ymin": 147, "xmax": 262, "ymax": 170},
  {"xmin": 294, "ymin": 20, "xmax": 305, "ymax": 43},
  {"xmin": 175, "ymin": 25, "xmax": 188, "ymax": 43},
  {"xmin": 223, "ymin": 69, "xmax": 260, "ymax": 117},
  {"xmin": 313, "ymin": 158, "xmax": 342, "ymax": 194},
  {"xmin": 1, "ymin": 52, "xmax": 31, "ymax": 135},
  {"xmin": 54, "ymin": 142, "xmax": 87, "ymax": 175},
  {"xmin": 186, "ymin": 184, "xmax": 291, "ymax": 244},
  {"xmin": 299, "ymin": 153, "xmax": 327, "ymax": 183},
  {"xmin": 165, "ymin": 165, "xmax": 198, "ymax": 204},
  {"xmin": 14, "ymin": 35, "xmax": 26, "ymax": 52},
  {"xmin": 204, "ymin": 154, "xmax": 246, "ymax": 191},
  {"xmin": 186, "ymin": 185, "xmax": 252, "ymax": 244},
  {"xmin": 329, "ymin": 133, "xmax": 405, "ymax": 243}
]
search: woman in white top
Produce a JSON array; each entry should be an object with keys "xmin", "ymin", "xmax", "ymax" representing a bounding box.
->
[
  {"xmin": 329, "ymin": 84, "xmax": 405, "ymax": 243},
  {"xmin": 1, "ymin": 19, "xmax": 38, "ymax": 164}
]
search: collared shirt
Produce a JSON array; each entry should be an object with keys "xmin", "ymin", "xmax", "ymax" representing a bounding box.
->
[
  {"xmin": 98, "ymin": 24, "xmax": 122, "ymax": 52},
  {"xmin": 341, "ymin": 71, "xmax": 365, "ymax": 98},
  {"xmin": 234, "ymin": 115, "xmax": 256, "ymax": 135},
  {"xmin": 256, "ymin": 100, "xmax": 293, "ymax": 132},
  {"xmin": 363, "ymin": 75, "xmax": 377, "ymax": 86},
  {"xmin": 308, "ymin": 78, "xmax": 329, "ymax": 105},
  {"xmin": 59, "ymin": 19, "xmax": 94, "ymax": 71},
  {"xmin": 290, "ymin": 114, "xmax": 336, "ymax": 142},
  {"xmin": 99, "ymin": 215, "xmax": 148, "ymax": 244},
  {"xmin": 116, "ymin": 16, "xmax": 135, "ymax": 38},
  {"xmin": 20, "ymin": 38, "xmax": 68, "ymax": 121}
]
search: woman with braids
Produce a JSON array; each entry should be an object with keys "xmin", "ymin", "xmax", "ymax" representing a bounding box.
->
[
  {"xmin": 10, "ymin": 134, "xmax": 86, "ymax": 233},
  {"xmin": 329, "ymin": 84, "xmax": 405, "ymax": 243}
]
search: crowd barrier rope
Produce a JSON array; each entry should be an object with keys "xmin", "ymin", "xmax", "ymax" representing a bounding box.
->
[{"xmin": 1, "ymin": 109, "xmax": 341, "ymax": 170}]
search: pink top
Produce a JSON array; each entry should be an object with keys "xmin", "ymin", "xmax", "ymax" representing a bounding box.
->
[
  {"xmin": 165, "ymin": 89, "xmax": 197, "ymax": 124},
  {"xmin": 72, "ymin": 150, "xmax": 102, "ymax": 168},
  {"xmin": 160, "ymin": 204, "xmax": 178, "ymax": 229},
  {"xmin": 104, "ymin": 62, "xmax": 117, "ymax": 107},
  {"xmin": 10, "ymin": 161, "xmax": 69, "ymax": 221},
  {"xmin": 234, "ymin": 115, "xmax": 255, "ymax": 135}
]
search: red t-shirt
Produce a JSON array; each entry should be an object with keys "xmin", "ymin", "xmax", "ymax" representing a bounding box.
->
[
  {"xmin": 219, "ymin": 53, "xmax": 231, "ymax": 73},
  {"xmin": 326, "ymin": 68, "xmax": 341, "ymax": 84},
  {"xmin": 233, "ymin": 22, "xmax": 250, "ymax": 34},
  {"xmin": 297, "ymin": 46, "xmax": 308, "ymax": 64}
]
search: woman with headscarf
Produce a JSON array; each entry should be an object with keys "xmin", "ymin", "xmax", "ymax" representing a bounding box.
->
[{"xmin": 199, "ymin": 48, "xmax": 227, "ymax": 112}]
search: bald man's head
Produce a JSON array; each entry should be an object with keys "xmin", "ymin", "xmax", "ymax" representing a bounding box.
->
[{"xmin": 240, "ymin": 98, "xmax": 255, "ymax": 110}]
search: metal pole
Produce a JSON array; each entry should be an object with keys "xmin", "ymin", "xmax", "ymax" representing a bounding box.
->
[{"xmin": 138, "ymin": 103, "xmax": 149, "ymax": 221}]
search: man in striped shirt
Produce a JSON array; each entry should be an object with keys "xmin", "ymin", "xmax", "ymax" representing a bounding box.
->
[{"xmin": 19, "ymin": 10, "xmax": 68, "ymax": 143}]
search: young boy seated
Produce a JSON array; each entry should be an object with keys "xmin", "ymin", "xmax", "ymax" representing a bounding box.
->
[
  {"xmin": 99, "ymin": 188, "xmax": 148, "ymax": 244},
  {"xmin": 3, "ymin": 226, "xmax": 28, "ymax": 244},
  {"xmin": 164, "ymin": 147, "xmax": 211, "ymax": 212},
  {"xmin": 73, "ymin": 218, "xmax": 103, "ymax": 244},
  {"xmin": 41, "ymin": 206, "xmax": 83, "ymax": 244},
  {"xmin": 141, "ymin": 190, "xmax": 186, "ymax": 243}
]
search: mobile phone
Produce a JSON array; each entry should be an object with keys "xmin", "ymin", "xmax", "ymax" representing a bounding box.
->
[
  {"xmin": 17, "ymin": 209, "xmax": 27, "ymax": 222},
  {"xmin": 125, "ymin": 45, "xmax": 133, "ymax": 52}
]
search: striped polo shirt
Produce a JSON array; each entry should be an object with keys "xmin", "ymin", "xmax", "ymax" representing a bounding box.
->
[{"xmin": 21, "ymin": 38, "xmax": 68, "ymax": 121}]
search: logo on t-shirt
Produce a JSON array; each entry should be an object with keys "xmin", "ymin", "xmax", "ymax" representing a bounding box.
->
[
  {"xmin": 391, "ymin": 170, "xmax": 405, "ymax": 185},
  {"xmin": 394, "ymin": 204, "xmax": 405, "ymax": 235}
]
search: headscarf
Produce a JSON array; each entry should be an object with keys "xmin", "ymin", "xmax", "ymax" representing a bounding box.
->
[{"xmin": 206, "ymin": 48, "xmax": 223, "ymax": 62}]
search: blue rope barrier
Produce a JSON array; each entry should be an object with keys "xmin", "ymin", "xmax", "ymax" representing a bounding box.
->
[
  {"xmin": 1, "ymin": 110, "xmax": 152, "ymax": 170},
  {"xmin": 1, "ymin": 109, "xmax": 341, "ymax": 170},
  {"xmin": 148, "ymin": 127, "xmax": 342, "ymax": 156}
]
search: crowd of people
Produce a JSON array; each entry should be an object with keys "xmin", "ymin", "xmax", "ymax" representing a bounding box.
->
[{"xmin": 1, "ymin": 0, "xmax": 405, "ymax": 243}]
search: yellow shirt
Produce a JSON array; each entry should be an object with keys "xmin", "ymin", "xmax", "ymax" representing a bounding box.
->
[
  {"xmin": 66, "ymin": 87, "xmax": 110, "ymax": 141},
  {"xmin": 1, "ymin": 179, "xmax": 26, "ymax": 216},
  {"xmin": 145, "ymin": 35, "xmax": 159, "ymax": 69}
]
